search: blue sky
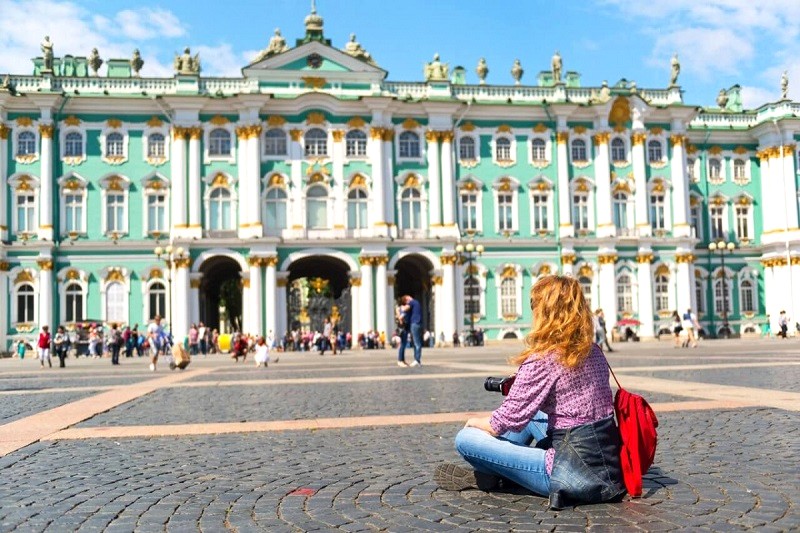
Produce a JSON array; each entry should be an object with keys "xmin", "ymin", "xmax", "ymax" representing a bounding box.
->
[{"xmin": 1, "ymin": 0, "xmax": 798, "ymax": 109}]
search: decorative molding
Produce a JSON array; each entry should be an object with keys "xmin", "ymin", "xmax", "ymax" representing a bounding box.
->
[
  {"xmin": 675, "ymin": 253, "xmax": 696, "ymax": 263},
  {"xmin": 402, "ymin": 118, "xmax": 420, "ymax": 129},
  {"xmin": 593, "ymin": 132, "xmax": 610, "ymax": 145},
  {"xmin": 266, "ymin": 115, "xmax": 287, "ymax": 127},
  {"xmin": 636, "ymin": 253, "xmax": 655, "ymax": 264},
  {"xmin": 209, "ymin": 115, "xmax": 229, "ymax": 125},
  {"xmin": 302, "ymin": 77, "xmax": 326, "ymax": 89},
  {"xmin": 631, "ymin": 132, "xmax": 647, "ymax": 146},
  {"xmin": 289, "ymin": 129, "xmax": 304, "ymax": 141},
  {"xmin": 38, "ymin": 124, "xmax": 54, "ymax": 138},
  {"xmin": 598, "ymin": 254, "xmax": 618, "ymax": 265},
  {"xmin": 561, "ymin": 254, "xmax": 577, "ymax": 265},
  {"xmin": 556, "ymin": 131, "xmax": 569, "ymax": 144},
  {"xmin": 306, "ymin": 112, "xmax": 327, "ymax": 125},
  {"xmin": 36, "ymin": 259, "xmax": 54, "ymax": 271}
]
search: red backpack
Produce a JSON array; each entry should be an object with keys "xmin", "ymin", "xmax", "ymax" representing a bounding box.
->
[{"xmin": 607, "ymin": 363, "xmax": 658, "ymax": 498}]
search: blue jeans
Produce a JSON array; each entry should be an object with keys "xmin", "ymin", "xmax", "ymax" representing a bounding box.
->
[
  {"xmin": 454, "ymin": 411, "xmax": 551, "ymax": 496},
  {"xmin": 397, "ymin": 329, "xmax": 409, "ymax": 362},
  {"xmin": 410, "ymin": 323, "xmax": 423, "ymax": 363}
]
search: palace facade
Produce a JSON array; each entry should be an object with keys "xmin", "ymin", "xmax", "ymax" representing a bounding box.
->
[{"xmin": 1, "ymin": 7, "xmax": 799, "ymax": 350}]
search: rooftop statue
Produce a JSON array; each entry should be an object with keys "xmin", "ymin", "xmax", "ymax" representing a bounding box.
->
[
  {"xmin": 88, "ymin": 48, "xmax": 103, "ymax": 76},
  {"xmin": 511, "ymin": 59, "xmax": 523, "ymax": 85},
  {"xmin": 343, "ymin": 33, "xmax": 376, "ymax": 66},
  {"xmin": 130, "ymin": 49, "xmax": 144, "ymax": 77},
  {"xmin": 670, "ymin": 53, "xmax": 680, "ymax": 86},
  {"xmin": 551, "ymin": 50, "xmax": 562, "ymax": 83},
  {"xmin": 253, "ymin": 28, "xmax": 290, "ymax": 63},
  {"xmin": 716, "ymin": 88, "xmax": 729, "ymax": 109},
  {"xmin": 41, "ymin": 36, "xmax": 54, "ymax": 72},
  {"xmin": 591, "ymin": 80, "xmax": 612, "ymax": 103},
  {"xmin": 476, "ymin": 57, "xmax": 488, "ymax": 84},
  {"xmin": 424, "ymin": 53, "xmax": 449, "ymax": 82},
  {"xmin": 1, "ymin": 74, "xmax": 10, "ymax": 90},
  {"xmin": 781, "ymin": 70, "xmax": 789, "ymax": 100},
  {"xmin": 174, "ymin": 47, "xmax": 200, "ymax": 75}
]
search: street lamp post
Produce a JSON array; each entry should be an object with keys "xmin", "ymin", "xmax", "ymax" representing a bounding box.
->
[
  {"xmin": 455, "ymin": 242, "xmax": 484, "ymax": 346},
  {"xmin": 708, "ymin": 240, "xmax": 736, "ymax": 338},
  {"xmin": 153, "ymin": 244, "xmax": 187, "ymax": 337}
]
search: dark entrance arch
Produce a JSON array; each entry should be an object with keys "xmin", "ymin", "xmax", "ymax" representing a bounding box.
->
[
  {"xmin": 394, "ymin": 254, "xmax": 434, "ymax": 331},
  {"xmin": 199, "ymin": 256, "xmax": 242, "ymax": 332},
  {"xmin": 287, "ymin": 255, "xmax": 352, "ymax": 333}
]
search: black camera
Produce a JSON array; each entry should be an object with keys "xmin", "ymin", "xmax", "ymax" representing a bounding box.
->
[{"xmin": 484, "ymin": 375, "xmax": 516, "ymax": 396}]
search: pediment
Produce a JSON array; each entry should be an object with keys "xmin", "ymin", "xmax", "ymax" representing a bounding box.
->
[{"xmin": 242, "ymin": 41, "xmax": 386, "ymax": 83}]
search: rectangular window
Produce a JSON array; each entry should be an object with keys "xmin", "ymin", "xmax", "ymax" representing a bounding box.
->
[
  {"xmin": 572, "ymin": 194, "xmax": 589, "ymax": 231},
  {"xmin": 460, "ymin": 192, "xmax": 478, "ymax": 231},
  {"xmin": 106, "ymin": 194, "xmax": 125, "ymax": 233},
  {"xmin": 497, "ymin": 193, "xmax": 514, "ymax": 231},
  {"xmin": 465, "ymin": 277, "xmax": 480, "ymax": 315},
  {"xmin": 16, "ymin": 194, "xmax": 35, "ymax": 233},
  {"xmin": 710, "ymin": 206, "xmax": 725, "ymax": 240},
  {"xmin": 531, "ymin": 193, "xmax": 548, "ymax": 231},
  {"xmin": 500, "ymin": 278, "xmax": 516, "ymax": 316},
  {"xmin": 65, "ymin": 193, "xmax": 83, "ymax": 233},
  {"xmin": 650, "ymin": 194, "xmax": 666, "ymax": 230},
  {"xmin": 690, "ymin": 204, "xmax": 701, "ymax": 239},
  {"xmin": 735, "ymin": 206, "xmax": 749, "ymax": 240},
  {"xmin": 147, "ymin": 194, "xmax": 167, "ymax": 233},
  {"xmin": 613, "ymin": 196, "xmax": 628, "ymax": 230}
]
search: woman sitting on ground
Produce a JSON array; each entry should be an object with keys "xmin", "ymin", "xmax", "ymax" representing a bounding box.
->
[{"xmin": 434, "ymin": 275, "xmax": 626, "ymax": 509}]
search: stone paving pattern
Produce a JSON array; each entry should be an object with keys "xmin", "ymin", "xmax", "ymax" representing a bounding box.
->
[{"xmin": 0, "ymin": 339, "xmax": 797, "ymax": 532}]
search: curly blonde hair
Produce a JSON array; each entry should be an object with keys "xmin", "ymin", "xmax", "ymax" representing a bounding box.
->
[{"xmin": 510, "ymin": 275, "xmax": 594, "ymax": 368}]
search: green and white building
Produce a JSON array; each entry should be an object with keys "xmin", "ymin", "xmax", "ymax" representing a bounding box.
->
[{"xmin": 1, "ymin": 7, "xmax": 799, "ymax": 349}]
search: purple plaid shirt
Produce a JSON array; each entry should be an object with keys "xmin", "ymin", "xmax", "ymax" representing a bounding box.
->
[{"xmin": 489, "ymin": 343, "xmax": 614, "ymax": 474}]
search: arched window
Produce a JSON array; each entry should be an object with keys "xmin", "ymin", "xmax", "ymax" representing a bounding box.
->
[
  {"xmin": 147, "ymin": 133, "xmax": 165, "ymax": 158},
  {"xmin": 209, "ymin": 128, "xmax": 231, "ymax": 156},
  {"xmin": 708, "ymin": 158, "xmax": 722, "ymax": 181},
  {"xmin": 16, "ymin": 283, "xmax": 35, "ymax": 323},
  {"xmin": 650, "ymin": 191, "xmax": 666, "ymax": 230},
  {"xmin": 579, "ymin": 275, "xmax": 593, "ymax": 309},
  {"xmin": 105, "ymin": 281, "xmax": 126, "ymax": 323},
  {"xmin": 264, "ymin": 128, "xmax": 287, "ymax": 156},
  {"xmin": 345, "ymin": 130, "xmax": 367, "ymax": 157},
  {"xmin": 459, "ymin": 137, "xmax": 476, "ymax": 160},
  {"xmin": 306, "ymin": 185, "xmax": 329, "ymax": 228},
  {"xmin": 571, "ymin": 139, "xmax": 587, "ymax": 162},
  {"xmin": 400, "ymin": 188, "xmax": 422, "ymax": 229},
  {"xmin": 500, "ymin": 277, "xmax": 516, "ymax": 316},
  {"xmin": 617, "ymin": 273, "xmax": 633, "ymax": 313},
  {"xmin": 613, "ymin": 191, "xmax": 629, "ymax": 230},
  {"xmin": 531, "ymin": 138, "xmax": 546, "ymax": 161},
  {"xmin": 465, "ymin": 275, "xmax": 480, "ymax": 315},
  {"xmin": 647, "ymin": 140, "xmax": 663, "ymax": 162},
  {"xmin": 654, "ymin": 274, "xmax": 669, "ymax": 312},
  {"xmin": 106, "ymin": 132, "xmax": 124, "ymax": 157},
  {"xmin": 148, "ymin": 281, "xmax": 167, "ymax": 320},
  {"xmin": 209, "ymin": 188, "xmax": 233, "ymax": 230},
  {"xmin": 304, "ymin": 128, "xmax": 328, "ymax": 157},
  {"xmin": 611, "ymin": 138, "xmax": 626, "ymax": 162},
  {"xmin": 714, "ymin": 278, "xmax": 730, "ymax": 315},
  {"xmin": 740, "ymin": 279, "xmax": 755, "ymax": 313},
  {"xmin": 347, "ymin": 188, "xmax": 368, "ymax": 229},
  {"xmin": 65, "ymin": 132, "xmax": 83, "ymax": 157},
  {"xmin": 398, "ymin": 131, "xmax": 420, "ymax": 158},
  {"xmin": 17, "ymin": 131, "xmax": 36, "ymax": 156},
  {"xmin": 264, "ymin": 188, "xmax": 287, "ymax": 229},
  {"xmin": 496, "ymin": 137, "xmax": 512, "ymax": 161},
  {"xmin": 65, "ymin": 282, "xmax": 84, "ymax": 322}
]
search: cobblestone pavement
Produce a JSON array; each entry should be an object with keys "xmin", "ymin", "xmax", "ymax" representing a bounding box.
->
[{"xmin": 0, "ymin": 339, "xmax": 797, "ymax": 532}]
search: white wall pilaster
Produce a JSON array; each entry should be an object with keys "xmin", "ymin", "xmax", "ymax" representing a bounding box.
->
[
  {"xmin": 556, "ymin": 131, "xmax": 573, "ymax": 238},
  {"xmin": 670, "ymin": 133, "xmax": 691, "ymax": 237},
  {"xmin": 383, "ymin": 131, "xmax": 396, "ymax": 232},
  {"xmin": 248, "ymin": 257, "xmax": 263, "ymax": 335},
  {"xmin": 173, "ymin": 260, "xmax": 191, "ymax": 341},
  {"xmin": 426, "ymin": 131, "xmax": 442, "ymax": 230},
  {"xmin": 37, "ymin": 257, "xmax": 53, "ymax": 330},
  {"xmin": 332, "ymin": 131, "xmax": 346, "ymax": 230},
  {"xmin": 189, "ymin": 274, "xmax": 201, "ymax": 325},
  {"xmin": 350, "ymin": 275, "xmax": 362, "ymax": 338},
  {"xmin": 359, "ymin": 258, "xmax": 374, "ymax": 332},
  {"xmin": 636, "ymin": 253, "xmax": 655, "ymax": 338},
  {"xmin": 594, "ymin": 133, "xmax": 614, "ymax": 237},
  {"xmin": 675, "ymin": 254, "xmax": 694, "ymax": 316},
  {"xmin": 170, "ymin": 129, "xmax": 187, "ymax": 235},
  {"xmin": 0, "ymin": 125, "xmax": 9, "ymax": 241},
  {"xmin": 0, "ymin": 266, "xmax": 7, "ymax": 350},
  {"xmin": 369, "ymin": 127, "xmax": 387, "ymax": 230},
  {"xmin": 441, "ymin": 256, "xmax": 457, "ymax": 338},
  {"xmin": 440, "ymin": 131, "xmax": 456, "ymax": 230},
  {"xmin": 598, "ymin": 255, "xmax": 618, "ymax": 325},
  {"xmin": 186, "ymin": 129, "xmax": 202, "ymax": 238},
  {"xmin": 265, "ymin": 257, "xmax": 278, "ymax": 337},
  {"xmin": 375, "ymin": 257, "xmax": 389, "ymax": 336},
  {"xmin": 38, "ymin": 124, "xmax": 54, "ymax": 240},
  {"xmin": 276, "ymin": 273, "xmax": 289, "ymax": 337},
  {"xmin": 631, "ymin": 132, "xmax": 650, "ymax": 237}
]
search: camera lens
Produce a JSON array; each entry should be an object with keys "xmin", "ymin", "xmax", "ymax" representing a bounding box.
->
[{"xmin": 484, "ymin": 377, "xmax": 503, "ymax": 393}]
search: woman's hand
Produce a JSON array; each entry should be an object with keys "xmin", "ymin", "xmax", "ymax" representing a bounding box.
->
[{"xmin": 465, "ymin": 416, "xmax": 497, "ymax": 436}]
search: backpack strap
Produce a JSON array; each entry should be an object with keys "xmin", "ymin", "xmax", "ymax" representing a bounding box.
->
[{"xmin": 606, "ymin": 358, "xmax": 623, "ymax": 390}]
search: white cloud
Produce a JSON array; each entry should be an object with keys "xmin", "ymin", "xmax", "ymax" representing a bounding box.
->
[
  {"xmin": 193, "ymin": 44, "xmax": 243, "ymax": 77},
  {"xmin": 116, "ymin": 8, "xmax": 186, "ymax": 41},
  {"xmin": 650, "ymin": 27, "xmax": 754, "ymax": 80}
]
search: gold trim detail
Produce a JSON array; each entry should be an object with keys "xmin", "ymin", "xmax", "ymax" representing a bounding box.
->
[
  {"xmin": 0, "ymin": 124, "xmax": 9, "ymax": 139},
  {"xmin": 631, "ymin": 132, "xmax": 646, "ymax": 146},
  {"xmin": 670, "ymin": 134, "xmax": 685, "ymax": 147},
  {"xmin": 190, "ymin": 279, "xmax": 201, "ymax": 289},
  {"xmin": 107, "ymin": 118, "xmax": 122, "ymax": 129},
  {"xmin": 460, "ymin": 121, "xmax": 476, "ymax": 132},
  {"xmin": 266, "ymin": 116, "xmax": 287, "ymax": 127},
  {"xmin": 561, "ymin": 254, "xmax": 577, "ymax": 265},
  {"xmin": 636, "ymin": 253, "xmax": 655, "ymax": 264},
  {"xmin": 64, "ymin": 116, "xmax": 81, "ymax": 126},
  {"xmin": 675, "ymin": 253, "xmax": 696, "ymax": 264},
  {"xmin": 39, "ymin": 124, "xmax": 54, "ymax": 138},
  {"xmin": 302, "ymin": 77, "xmax": 326, "ymax": 90},
  {"xmin": 533, "ymin": 123, "xmax": 548, "ymax": 133},
  {"xmin": 36, "ymin": 259, "xmax": 54, "ymax": 271},
  {"xmin": 347, "ymin": 117, "xmax": 366, "ymax": 128},
  {"xmin": 556, "ymin": 131, "xmax": 569, "ymax": 144},
  {"xmin": 306, "ymin": 112, "xmax": 326, "ymax": 125},
  {"xmin": 402, "ymin": 118, "xmax": 420, "ymax": 130},
  {"xmin": 593, "ymin": 132, "xmax": 610, "ymax": 145},
  {"xmin": 16, "ymin": 117, "xmax": 34, "ymax": 127},
  {"xmin": 209, "ymin": 115, "xmax": 229, "ymax": 125},
  {"xmin": 289, "ymin": 129, "xmax": 304, "ymax": 142},
  {"xmin": 598, "ymin": 254, "xmax": 618, "ymax": 265},
  {"xmin": 174, "ymin": 257, "xmax": 192, "ymax": 269},
  {"xmin": 147, "ymin": 116, "xmax": 163, "ymax": 128},
  {"xmin": 440, "ymin": 131, "xmax": 454, "ymax": 143},
  {"xmin": 331, "ymin": 130, "xmax": 344, "ymax": 142}
]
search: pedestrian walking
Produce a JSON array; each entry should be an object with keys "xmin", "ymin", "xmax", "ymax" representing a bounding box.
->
[
  {"xmin": 188, "ymin": 323, "xmax": 199, "ymax": 356},
  {"xmin": 682, "ymin": 309, "xmax": 698, "ymax": 348},
  {"xmin": 594, "ymin": 309, "xmax": 614, "ymax": 352},
  {"xmin": 671, "ymin": 311, "xmax": 683, "ymax": 347},
  {"xmin": 108, "ymin": 324, "xmax": 122, "ymax": 365},
  {"xmin": 147, "ymin": 315, "xmax": 166, "ymax": 371},
  {"xmin": 762, "ymin": 314, "xmax": 771, "ymax": 338},
  {"xmin": 37, "ymin": 326, "xmax": 52, "ymax": 368},
  {"xmin": 399, "ymin": 294, "xmax": 424, "ymax": 366},
  {"xmin": 778, "ymin": 310, "xmax": 789, "ymax": 339},
  {"xmin": 396, "ymin": 297, "xmax": 411, "ymax": 366},
  {"xmin": 53, "ymin": 326, "xmax": 69, "ymax": 368},
  {"xmin": 198, "ymin": 322, "xmax": 208, "ymax": 355}
]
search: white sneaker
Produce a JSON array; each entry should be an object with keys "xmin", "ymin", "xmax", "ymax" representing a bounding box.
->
[
  {"xmin": 397, "ymin": 361, "xmax": 408, "ymax": 367},
  {"xmin": 410, "ymin": 360, "xmax": 421, "ymax": 367},
  {"xmin": 149, "ymin": 363, "xmax": 155, "ymax": 371}
]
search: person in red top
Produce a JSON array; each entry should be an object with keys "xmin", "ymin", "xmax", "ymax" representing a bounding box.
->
[
  {"xmin": 231, "ymin": 333, "xmax": 248, "ymax": 363},
  {"xmin": 37, "ymin": 325, "xmax": 52, "ymax": 368}
]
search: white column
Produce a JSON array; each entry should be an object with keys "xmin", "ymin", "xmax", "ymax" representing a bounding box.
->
[
  {"xmin": 675, "ymin": 254, "xmax": 694, "ymax": 316},
  {"xmin": 426, "ymin": 131, "xmax": 441, "ymax": 228},
  {"xmin": 556, "ymin": 131, "xmax": 573, "ymax": 238},
  {"xmin": 187, "ymin": 128, "xmax": 202, "ymax": 238},
  {"xmin": 790, "ymin": 260, "xmax": 800, "ymax": 325},
  {"xmin": 38, "ymin": 124, "xmax": 54, "ymax": 240},
  {"xmin": 758, "ymin": 153, "xmax": 777, "ymax": 232},
  {"xmin": 248, "ymin": 257, "xmax": 263, "ymax": 335},
  {"xmin": 598, "ymin": 254, "xmax": 618, "ymax": 325},
  {"xmin": 360, "ymin": 257, "xmax": 374, "ymax": 332},
  {"xmin": 375, "ymin": 256, "xmax": 389, "ymax": 337},
  {"xmin": 265, "ymin": 257, "xmax": 278, "ymax": 338},
  {"xmin": 240, "ymin": 272, "xmax": 250, "ymax": 335},
  {"xmin": 249, "ymin": 126, "xmax": 263, "ymax": 235},
  {"xmin": 670, "ymin": 133, "xmax": 691, "ymax": 237},
  {"xmin": 593, "ymin": 133, "xmax": 614, "ymax": 238},
  {"xmin": 37, "ymin": 257, "xmax": 53, "ymax": 329},
  {"xmin": 276, "ymin": 272, "xmax": 289, "ymax": 337},
  {"xmin": 383, "ymin": 130, "xmax": 396, "ymax": 232},
  {"xmin": 369, "ymin": 127, "xmax": 386, "ymax": 228},
  {"xmin": 561, "ymin": 253, "xmax": 576, "ymax": 276},
  {"xmin": 636, "ymin": 253, "xmax": 655, "ymax": 338},
  {"xmin": 762, "ymin": 263, "xmax": 776, "ymax": 331},
  {"xmin": 433, "ymin": 273, "xmax": 445, "ymax": 338},
  {"xmin": 189, "ymin": 274, "xmax": 201, "ymax": 325},
  {"xmin": 350, "ymin": 276, "xmax": 362, "ymax": 338},
  {"xmin": 0, "ymin": 264, "xmax": 7, "ymax": 350},
  {"xmin": 387, "ymin": 270, "xmax": 397, "ymax": 333},
  {"xmin": 441, "ymin": 256, "xmax": 457, "ymax": 339},
  {"xmin": 173, "ymin": 259, "xmax": 191, "ymax": 341},
  {"xmin": 236, "ymin": 127, "xmax": 251, "ymax": 239},
  {"xmin": 289, "ymin": 129, "xmax": 304, "ymax": 231},
  {"xmin": 0, "ymin": 124, "xmax": 8, "ymax": 241},
  {"xmin": 331, "ymin": 130, "xmax": 346, "ymax": 231},
  {"xmin": 441, "ymin": 131, "xmax": 456, "ymax": 228},
  {"xmin": 170, "ymin": 128, "xmax": 187, "ymax": 235},
  {"xmin": 781, "ymin": 145, "xmax": 799, "ymax": 229},
  {"xmin": 631, "ymin": 132, "xmax": 650, "ymax": 237}
]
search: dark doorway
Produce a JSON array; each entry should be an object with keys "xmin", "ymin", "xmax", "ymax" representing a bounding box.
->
[
  {"xmin": 287, "ymin": 255, "xmax": 352, "ymax": 333},
  {"xmin": 394, "ymin": 254, "xmax": 434, "ymax": 331},
  {"xmin": 199, "ymin": 256, "xmax": 242, "ymax": 332}
]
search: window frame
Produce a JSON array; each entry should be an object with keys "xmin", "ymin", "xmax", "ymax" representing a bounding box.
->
[
  {"xmin": 99, "ymin": 175, "xmax": 131, "ymax": 237},
  {"xmin": 9, "ymin": 174, "xmax": 40, "ymax": 237},
  {"xmin": 100, "ymin": 126, "xmax": 129, "ymax": 164},
  {"xmin": 14, "ymin": 281, "xmax": 37, "ymax": 325},
  {"xmin": 263, "ymin": 127, "xmax": 288, "ymax": 158},
  {"xmin": 305, "ymin": 183, "xmax": 330, "ymax": 230},
  {"xmin": 570, "ymin": 137, "xmax": 590, "ymax": 164},
  {"xmin": 263, "ymin": 186, "xmax": 289, "ymax": 232},
  {"xmin": 457, "ymin": 178, "xmax": 483, "ymax": 234},
  {"xmin": 654, "ymin": 273, "xmax": 670, "ymax": 312},
  {"xmin": 616, "ymin": 271, "xmax": 634, "ymax": 314},
  {"xmin": 492, "ymin": 177, "xmax": 520, "ymax": 235},
  {"xmin": 346, "ymin": 187, "xmax": 369, "ymax": 230},
  {"xmin": 345, "ymin": 129, "xmax": 368, "ymax": 158},
  {"xmin": 493, "ymin": 135, "xmax": 514, "ymax": 164},
  {"xmin": 646, "ymin": 138, "xmax": 665, "ymax": 165},
  {"xmin": 58, "ymin": 173, "xmax": 89, "ymax": 237},
  {"xmin": 459, "ymin": 135, "xmax": 477, "ymax": 161},
  {"xmin": 610, "ymin": 136, "xmax": 628, "ymax": 164},
  {"xmin": 495, "ymin": 264, "xmax": 523, "ymax": 320},
  {"xmin": 397, "ymin": 130, "xmax": 422, "ymax": 160}
]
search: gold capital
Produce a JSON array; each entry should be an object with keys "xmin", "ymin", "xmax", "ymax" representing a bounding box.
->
[
  {"xmin": 636, "ymin": 253, "xmax": 655, "ymax": 264},
  {"xmin": 381, "ymin": 129, "xmax": 395, "ymax": 142},
  {"xmin": 598, "ymin": 254, "xmax": 618, "ymax": 265},
  {"xmin": 631, "ymin": 132, "xmax": 647, "ymax": 146},
  {"xmin": 0, "ymin": 261, "xmax": 10, "ymax": 271},
  {"xmin": 0, "ymin": 124, "xmax": 11, "ymax": 139},
  {"xmin": 190, "ymin": 279, "xmax": 202, "ymax": 289},
  {"xmin": 670, "ymin": 134, "xmax": 686, "ymax": 147},
  {"xmin": 36, "ymin": 259, "xmax": 54, "ymax": 271},
  {"xmin": 331, "ymin": 129, "xmax": 345, "ymax": 142},
  {"xmin": 359, "ymin": 256, "xmax": 373, "ymax": 267},
  {"xmin": 556, "ymin": 131, "xmax": 569, "ymax": 145},
  {"xmin": 370, "ymin": 127, "xmax": 384, "ymax": 140},
  {"xmin": 247, "ymin": 256, "xmax": 263, "ymax": 267},
  {"xmin": 289, "ymin": 129, "xmax": 304, "ymax": 142},
  {"xmin": 561, "ymin": 253, "xmax": 577, "ymax": 265},
  {"xmin": 440, "ymin": 255, "xmax": 458, "ymax": 266},
  {"xmin": 593, "ymin": 132, "xmax": 610, "ymax": 145},
  {"xmin": 174, "ymin": 257, "xmax": 192, "ymax": 269},
  {"xmin": 675, "ymin": 253, "xmax": 696, "ymax": 264},
  {"xmin": 425, "ymin": 130, "xmax": 440, "ymax": 143},
  {"xmin": 439, "ymin": 131, "xmax": 454, "ymax": 143},
  {"xmin": 431, "ymin": 275, "xmax": 443, "ymax": 286},
  {"xmin": 264, "ymin": 256, "xmax": 279, "ymax": 268},
  {"xmin": 38, "ymin": 124, "xmax": 54, "ymax": 139}
]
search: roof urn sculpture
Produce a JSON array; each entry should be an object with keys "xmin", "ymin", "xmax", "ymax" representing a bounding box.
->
[
  {"xmin": 476, "ymin": 57, "xmax": 488, "ymax": 84},
  {"xmin": 424, "ymin": 53, "xmax": 449, "ymax": 82},
  {"xmin": 670, "ymin": 53, "xmax": 680, "ymax": 86},
  {"xmin": 41, "ymin": 36, "xmax": 54, "ymax": 72},
  {"xmin": 130, "ymin": 49, "xmax": 144, "ymax": 77},
  {"xmin": 88, "ymin": 47, "xmax": 103, "ymax": 76},
  {"xmin": 716, "ymin": 88, "xmax": 729, "ymax": 109},
  {"xmin": 781, "ymin": 70, "xmax": 789, "ymax": 100},
  {"xmin": 174, "ymin": 47, "xmax": 200, "ymax": 75},
  {"xmin": 551, "ymin": 50, "xmax": 562, "ymax": 83},
  {"xmin": 511, "ymin": 59, "xmax": 524, "ymax": 85}
]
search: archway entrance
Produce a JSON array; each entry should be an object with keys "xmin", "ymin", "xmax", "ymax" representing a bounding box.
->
[
  {"xmin": 287, "ymin": 255, "xmax": 351, "ymax": 333},
  {"xmin": 199, "ymin": 256, "xmax": 242, "ymax": 333},
  {"xmin": 394, "ymin": 254, "xmax": 434, "ymax": 331}
]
